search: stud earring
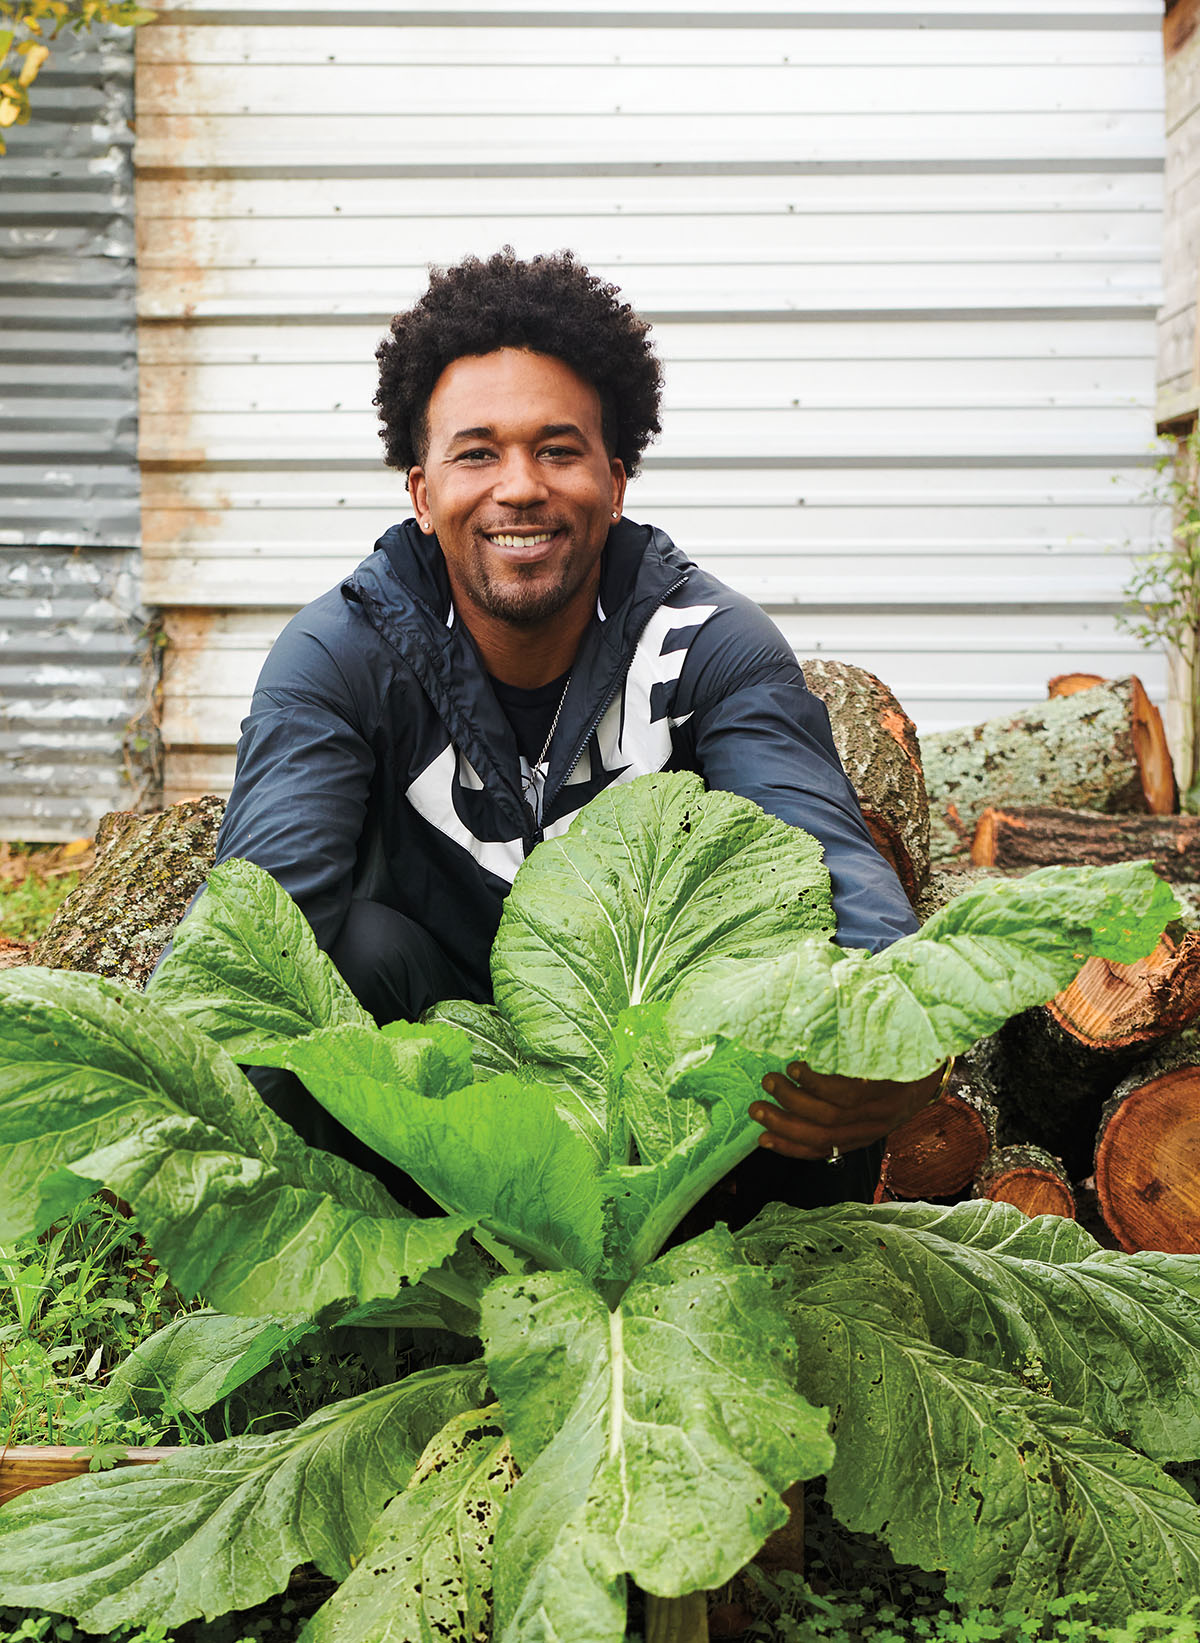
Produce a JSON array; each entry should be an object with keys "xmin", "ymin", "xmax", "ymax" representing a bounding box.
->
[{"xmin": 612, "ymin": 510, "xmax": 620, "ymax": 520}]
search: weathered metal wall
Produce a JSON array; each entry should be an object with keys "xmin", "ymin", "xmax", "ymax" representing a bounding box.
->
[
  {"xmin": 137, "ymin": 1, "xmax": 1167, "ymax": 805},
  {"xmin": 0, "ymin": 26, "xmax": 151, "ymax": 840}
]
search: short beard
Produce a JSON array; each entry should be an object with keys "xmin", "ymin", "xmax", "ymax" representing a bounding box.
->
[{"xmin": 468, "ymin": 548, "xmax": 595, "ymax": 628}]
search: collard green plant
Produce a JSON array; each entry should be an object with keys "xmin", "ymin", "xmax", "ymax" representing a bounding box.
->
[{"xmin": 0, "ymin": 773, "xmax": 1198, "ymax": 1638}]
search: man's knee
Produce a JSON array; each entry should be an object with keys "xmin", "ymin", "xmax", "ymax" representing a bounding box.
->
[{"xmin": 327, "ymin": 899, "xmax": 476, "ymax": 1024}]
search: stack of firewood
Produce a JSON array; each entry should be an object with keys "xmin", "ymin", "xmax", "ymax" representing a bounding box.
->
[{"xmin": 803, "ymin": 660, "xmax": 1200, "ymax": 1255}]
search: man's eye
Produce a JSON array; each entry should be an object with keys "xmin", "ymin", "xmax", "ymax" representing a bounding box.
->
[
  {"xmin": 457, "ymin": 448, "xmax": 494, "ymax": 463},
  {"xmin": 540, "ymin": 445, "xmax": 578, "ymax": 460}
]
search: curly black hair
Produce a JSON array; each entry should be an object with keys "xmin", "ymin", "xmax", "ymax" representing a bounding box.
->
[{"xmin": 374, "ymin": 248, "xmax": 663, "ymax": 477}]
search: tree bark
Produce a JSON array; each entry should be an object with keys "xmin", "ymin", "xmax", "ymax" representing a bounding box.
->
[
  {"xmin": 969, "ymin": 931, "xmax": 1200, "ymax": 1177},
  {"xmin": 878, "ymin": 1079, "xmax": 997, "ymax": 1200},
  {"xmin": 1094, "ymin": 1046, "xmax": 1200, "ymax": 1253},
  {"xmin": 32, "ymin": 796, "xmax": 225, "ymax": 989},
  {"xmin": 972, "ymin": 806, "xmax": 1200, "ymax": 878},
  {"xmin": 921, "ymin": 675, "xmax": 1177, "ymax": 864},
  {"xmin": 800, "ymin": 657, "xmax": 930, "ymax": 903},
  {"xmin": 974, "ymin": 1144, "xmax": 1076, "ymax": 1220}
]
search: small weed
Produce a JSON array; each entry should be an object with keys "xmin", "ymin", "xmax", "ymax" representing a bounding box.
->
[{"xmin": 0, "ymin": 1195, "xmax": 191, "ymax": 1448}]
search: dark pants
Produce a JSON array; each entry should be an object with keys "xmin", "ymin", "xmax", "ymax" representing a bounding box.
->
[{"xmin": 254, "ymin": 898, "xmax": 881, "ymax": 1217}]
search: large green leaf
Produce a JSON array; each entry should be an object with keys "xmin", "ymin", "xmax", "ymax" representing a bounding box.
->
[
  {"xmin": 146, "ymin": 856, "xmax": 373, "ymax": 1056},
  {"xmin": 491, "ymin": 773, "xmax": 833, "ymax": 1103},
  {"xmin": 303, "ymin": 1405, "xmax": 517, "ymax": 1643},
  {"xmin": 0, "ymin": 1362, "xmax": 487, "ymax": 1631},
  {"xmin": 0, "ymin": 969, "xmax": 479, "ymax": 1318},
  {"xmin": 426, "ymin": 997, "xmax": 607, "ymax": 1163},
  {"xmin": 484, "ymin": 1227, "xmax": 833, "ymax": 1643},
  {"xmin": 666, "ymin": 861, "xmax": 1178, "ymax": 1083},
  {"xmin": 754, "ymin": 1199, "xmax": 1200, "ymax": 1463},
  {"xmin": 262, "ymin": 1024, "xmax": 604, "ymax": 1276},
  {"xmin": 98, "ymin": 1309, "xmax": 316, "ymax": 1420},
  {"xmin": 602, "ymin": 1016, "xmax": 772, "ymax": 1280},
  {"xmin": 741, "ymin": 1206, "xmax": 1200, "ymax": 1618}
]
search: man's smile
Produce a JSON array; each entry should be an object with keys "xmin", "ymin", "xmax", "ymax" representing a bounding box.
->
[{"xmin": 483, "ymin": 528, "xmax": 563, "ymax": 556}]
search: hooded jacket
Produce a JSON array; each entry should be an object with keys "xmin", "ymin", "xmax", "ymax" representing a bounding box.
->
[{"xmin": 214, "ymin": 517, "xmax": 918, "ymax": 999}]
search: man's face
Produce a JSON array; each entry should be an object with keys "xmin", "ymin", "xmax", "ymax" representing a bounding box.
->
[{"xmin": 407, "ymin": 348, "xmax": 626, "ymax": 635}]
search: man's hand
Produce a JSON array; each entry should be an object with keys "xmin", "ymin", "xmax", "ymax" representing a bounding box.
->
[{"xmin": 750, "ymin": 1060, "xmax": 946, "ymax": 1160}]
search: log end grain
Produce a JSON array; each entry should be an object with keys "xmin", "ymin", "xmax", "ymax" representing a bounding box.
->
[
  {"xmin": 1047, "ymin": 673, "xmax": 1105, "ymax": 698},
  {"xmin": 1094, "ymin": 1067, "xmax": 1200, "ymax": 1253},
  {"xmin": 1130, "ymin": 675, "xmax": 1178, "ymax": 815},
  {"xmin": 1048, "ymin": 930, "xmax": 1200, "ymax": 1049},
  {"xmin": 880, "ymin": 1085, "xmax": 996, "ymax": 1199},
  {"xmin": 974, "ymin": 1144, "xmax": 1076, "ymax": 1220}
]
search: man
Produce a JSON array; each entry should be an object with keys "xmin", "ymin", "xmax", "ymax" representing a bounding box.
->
[{"xmin": 214, "ymin": 248, "xmax": 942, "ymax": 1214}]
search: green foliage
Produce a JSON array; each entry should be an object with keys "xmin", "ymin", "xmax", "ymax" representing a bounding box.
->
[
  {"xmin": 0, "ymin": 775, "xmax": 1197, "ymax": 1639},
  {"xmin": 0, "ymin": 848, "xmax": 80, "ymax": 944},
  {"xmin": 0, "ymin": 1195, "xmax": 188, "ymax": 1448},
  {"xmin": 0, "ymin": 0, "xmax": 154, "ymax": 153},
  {"xmin": 1117, "ymin": 425, "xmax": 1200, "ymax": 806}
]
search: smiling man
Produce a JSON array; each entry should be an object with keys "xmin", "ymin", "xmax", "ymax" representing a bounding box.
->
[{"xmin": 214, "ymin": 247, "xmax": 940, "ymax": 1215}]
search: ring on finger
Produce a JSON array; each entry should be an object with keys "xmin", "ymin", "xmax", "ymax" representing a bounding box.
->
[{"xmin": 827, "ymin": 1143, "xmax": 843, "ymax": 1166}]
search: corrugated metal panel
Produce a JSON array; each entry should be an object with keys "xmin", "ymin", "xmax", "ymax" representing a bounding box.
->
[
  {"xmin": 0, "ymin": 26, "xmax": 150, "ymax": 839},
  {"xmin": 0, "ymin": 548, "xmax": 154, "ymax": 839},
  {"xmin": 137, "ymin": 2, "xmax": 1168, "ymax": 804}
]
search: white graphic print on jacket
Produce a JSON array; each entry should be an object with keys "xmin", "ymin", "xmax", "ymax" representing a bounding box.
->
[{"xmin": 402, "ymin": 598, "xmax": 719, "ymax": 883}]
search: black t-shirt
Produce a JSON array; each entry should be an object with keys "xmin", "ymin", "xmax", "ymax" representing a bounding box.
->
[{"xmin": 489, "ymin": 669, "xmax": 571, "ymax": 765}]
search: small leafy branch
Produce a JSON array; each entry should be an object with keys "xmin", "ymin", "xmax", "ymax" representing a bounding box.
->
[
  {"xmin": 1118, "ymin": 424, "xmax": 1200, "ymax": 810},
  {"xmin": 0, "ymin": 0, "xmax": 155, "ymax": 154}
]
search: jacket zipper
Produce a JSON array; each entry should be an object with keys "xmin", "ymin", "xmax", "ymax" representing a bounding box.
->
[{"xmin": 531, "ymin": 571, "xmax": 690, "ymax": 843}]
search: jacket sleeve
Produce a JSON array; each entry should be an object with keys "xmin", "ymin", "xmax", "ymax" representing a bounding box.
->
[
  {"xmin": 213, "ymin": 602, "xmax": 379, "ymax": 949},
  {"xmin": 679, "ymin": 595, "xmax": 919, "ymax": 954}
]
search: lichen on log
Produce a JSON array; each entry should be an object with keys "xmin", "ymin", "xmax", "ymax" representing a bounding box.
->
[
  {"xmin": 921, "ymin": 676, "xmax": 1175, "ymax": 864},
  {"xmin": 800, "ymin": 656, "xmax": 930, "ymax": 902},
  {"xmin": 32, "ymin": 796, "xmax": 225, "ymax": 989}
]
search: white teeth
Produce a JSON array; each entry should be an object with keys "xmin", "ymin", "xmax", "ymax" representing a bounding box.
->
[{"xmin": 488, "ymin": 532, "xmax": 554, "ymax": 548}]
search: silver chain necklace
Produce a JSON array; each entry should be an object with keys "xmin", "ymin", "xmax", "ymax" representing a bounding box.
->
[{"xmin": 521, "ymin": 672, "xmax": 571, "ymax": 825}]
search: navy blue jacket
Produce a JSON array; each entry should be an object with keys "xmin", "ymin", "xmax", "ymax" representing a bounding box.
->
[{"xmin": 214, "ymin": 517, "xmax": 917, "ymax": 998}]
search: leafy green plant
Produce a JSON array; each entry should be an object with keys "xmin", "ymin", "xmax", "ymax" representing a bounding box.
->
[
  {"xmin": 0, "ymin": 773, "xmax": 1197, "ymax": 1641},
  {"xmin": 0, "ymin": 1194, "xmax": 188, "ymax": 1448},
  {"xmin": 1117, "ymin": 424, "xmax": 1200, "ymax": 809}
]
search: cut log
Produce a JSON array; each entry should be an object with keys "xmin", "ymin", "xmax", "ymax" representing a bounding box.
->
[
  {"xmin": 1094, "ymin": 1050, "xmax": 1200, "ymax": 1253},
  {"xmin": 972, "ymin": 806, "xmax": 1200, "ymax": 878},
  {"xmin": 914, "ymin": 865, "xmax": 1003, "ymax": 926},
  {"xmin": 921, "ymin": 676, "xmax": 1176, "ymax": 864},
  {"xmin": 800, "ymin": 657, "xmax": 930, "ymax": 903},
  {"xmin": 970, "ymin": 930, "xmax": 1200, "ymax": 1177},
  {"xmin": 878, "ymin": 1078, "xmax": 997, "ymax": 1199},
  {"xmin": 1047, "ymin": 673, "xmax": 1105, "ymax": 698},
  {"xmin": 32, "ymin": 796, "xmax": 225, "ymax": 989},
  {"xmin": 974, "ymin": 1144, "xmax": 1077, "ymax": 1219}
]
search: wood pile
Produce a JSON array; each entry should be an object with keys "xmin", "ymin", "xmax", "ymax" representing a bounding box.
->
[{"xmin": 875, "ymin": 672, "xmax": 1200, "ymax": 1253}]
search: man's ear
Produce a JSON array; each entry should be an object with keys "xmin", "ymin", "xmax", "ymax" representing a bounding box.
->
[
  {"xmin": 610, "ymin": 458, "xmax": 627, "ymax": 517},
  {"xmin": 408, "ymin": 466, "xmax": 429, "ymax": 530}
]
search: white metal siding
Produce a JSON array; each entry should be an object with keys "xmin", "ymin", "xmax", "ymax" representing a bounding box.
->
[
  {"xmin": 136, "ymin": 3, "xmax": 1167, "ymax": 803},
  {"xmin": 1, "ymin": 28, "xmax": 153, "ymax": 840}
]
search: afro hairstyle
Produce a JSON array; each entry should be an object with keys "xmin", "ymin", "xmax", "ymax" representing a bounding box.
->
[{"xmin": 374, "ymin": 247, "xmax": 663, "ymax": 477}]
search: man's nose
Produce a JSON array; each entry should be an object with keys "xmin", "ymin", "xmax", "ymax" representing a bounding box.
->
[{"xmin": 492, "ymin": 449, "xmax": 549, "ymax": 506}]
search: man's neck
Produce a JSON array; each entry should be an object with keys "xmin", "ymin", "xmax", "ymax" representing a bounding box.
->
[{"xmin": 450, "ymin": 570, "xmax": 600, "ymax": 687}]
